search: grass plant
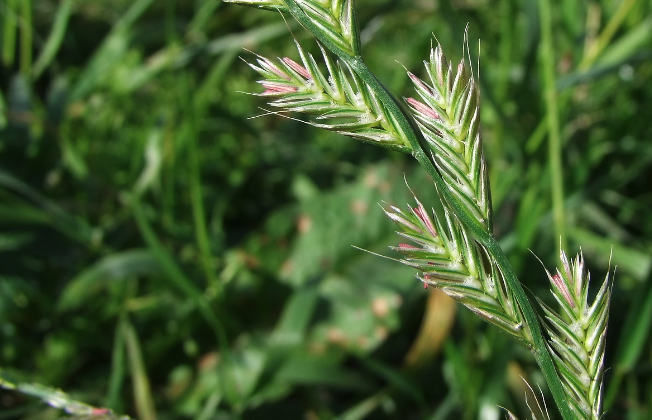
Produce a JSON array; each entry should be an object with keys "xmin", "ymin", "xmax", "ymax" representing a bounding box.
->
[
  {"xmin": 226, "ymin": 1, "xmax": 612, "ymax": 418},
  {"xmin": 1, "ymin": 1, "xmax": 652, "ymax": 419}
]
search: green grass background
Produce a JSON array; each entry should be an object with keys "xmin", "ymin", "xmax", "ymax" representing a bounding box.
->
[{"xmin": 1, "ymin": 0, "xmax": 651, "ymax": 419}]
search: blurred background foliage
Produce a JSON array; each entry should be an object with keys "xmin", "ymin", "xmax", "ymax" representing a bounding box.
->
[{"xmin": 0, "ymin": 0, "xmax": 651, "ymax": 419}]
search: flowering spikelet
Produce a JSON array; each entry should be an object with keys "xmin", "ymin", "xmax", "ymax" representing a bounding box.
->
[
  {"xmin": 385, "ymin": 194, "xmax": 533, "ymax": 346},
  {"xmin": 290, "ymin": 0, "xmax": 359, "ymax": 56},
  {"xmin": 245, "ymin": 41, "xmax": 412, "ymax": 152},
  {"xmin": 406, "ymin": 44, "xmax": 492, "ymax": 233},
  {"xmin": 537, "ymin": 251, "xmax": 611, "ymax": 420},
  {"xmin": 225, "ymin": 0, "xmax": 359, "ymax": 56}
]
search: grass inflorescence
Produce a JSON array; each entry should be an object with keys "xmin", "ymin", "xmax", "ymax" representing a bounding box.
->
[{"xmin": 1, "ymin": 1, "xmax": 651, "ymax": 419}]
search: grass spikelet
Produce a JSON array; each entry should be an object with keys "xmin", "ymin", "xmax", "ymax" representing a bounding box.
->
[
  {"xmin": 292, "ymin": 0, "xmax": 359, "ymax": 55},
  {"xmin": 537, "ymin": 251, "xmax": 612, "ymax": 420},
  {"xmin": 385, "ymin": 193, "xmax": 533, "ymax": 347},
  {"xmin": 245, "ymin": 40, "xmax": 412, "ymax": 152},
  {"xmin": 406, "ymin": 44, "xmax": 492, "ymax": 232}
]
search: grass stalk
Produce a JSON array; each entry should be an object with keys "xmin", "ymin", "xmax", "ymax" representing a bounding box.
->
[
  {"xmin": 19, "ymin": 0, "xmax": 31, "ymax": 75},
  {"xmin": 2, "ymin": 0, "xmax": 17, "ymax": 66},
  {"xmin": 578, "ymin": 0, "xmax": 639, "ymax": 71},
  {"xmin": 32, "ymin": 0, "xmax": 73, "ymax": 79},
  {"xmin": 107, "ymin": 312, "xmax": 128, "ymax": 411},
  {"xmin": 181, "ymin": 74, "xmax": 220, "ymax": 295},
  {"xmin": 124, "ymin": 318, "xmax": 157, "ymax": 420},
  {"xmin": 538, "ymin": 0, "xmax": 567, "ymax": 255}
]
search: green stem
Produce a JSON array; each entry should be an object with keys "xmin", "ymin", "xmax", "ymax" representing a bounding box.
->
[
  {"xmin": 181, "ymin": 74, "xmax": 220, "ymax": 295},
  {"xmin": 2, "ymin": 0, "xmax": 17, "ymax": 66},
  {"xmin": 282, "ymin": 1, "xmax": 574, "ymax": 419},
  {"xmin": 107, "ymin": 309, "xmax": 128, "ymax": 411},
  {"xmin": 124, "ymin": 317, "xmax": 157, "ymax": 420},
  {"xmin": 19, "ymin": 0, "xmax": 32, "ymax": 75},
  {"xmin": 578, "ymin": 0, "xmax": 638, "ymax": 71},
  {"xmin": 538, "ymin": 0, "xmax": 566, "ymax": 255}
]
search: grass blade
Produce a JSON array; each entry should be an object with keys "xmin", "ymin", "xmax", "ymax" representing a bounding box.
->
[
  {"xmin": 19, "ymin": 0, "xmax": 31, "ymax": 75},
  {"xmin": 107, "ymin": 313, "xmax": 129, "ymax": 411},
  {"xmin": 31, "ymin": 0, "xmax": 73, "ymax": 79},
  {"xmin": 124, "ymin": 318, "xmax": 157, "ymax": 420},
  {"xmin": 2, "ymin": 0, "xmax": 18, "ymax": 66},
  {"xmin": 70, "ymin": 0, "xmax": 155, "ymax": 100}
]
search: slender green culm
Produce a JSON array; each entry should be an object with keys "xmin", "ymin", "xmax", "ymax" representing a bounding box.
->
[
  {"xmin": 32, "ymin": 0, "xmax": 73, "ymax": 79},
  {"xmin": 181, "ymin": 74, "xmax": 220, "ymax": 294},
  {"xmin": 538, "ymin": 0, "xmax": 566, "ymax": 254},
  {"xmin": 2, "ymin": 0, "xmax": 18, "ymax": 66},
  {"xmin": 19, "ymin": 0, "xmax": 32, "ymax": 75}
]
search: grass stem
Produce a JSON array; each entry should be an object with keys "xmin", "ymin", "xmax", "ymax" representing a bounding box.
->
[
  {"xmin": 182, "ymin": 74, "xmax": 220, "ymax": 295},
  {"xmin": 578, "ymin": 0, "xmax": 638, "ymax": 71},
  {"xmin": 538, "ymin": 0, "xmax": 566, "ymax": 255},
  {"xmin": 19, "ymin": 0, "xmax": 32, "ymax": 75},
  {"xmin": 124, "ymin": 318, "xmax": 158, "ymax": 420},
  {"xmin": 107, "ymin": 310, "xmax": 129, "ymax": 411},
  {"xmin": 2, "ymin": 0, "xmax": 17, "ymax": 66}
]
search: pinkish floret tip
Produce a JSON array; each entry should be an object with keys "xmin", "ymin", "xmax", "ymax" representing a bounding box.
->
[
  {"xmin": 413, "ymin": 203, "xmax": 438, "ymax": 237},
  {"xmin": 551, "ymin": 272, "xmax": 575, "ymax": 308},
  {"xmin": 407, "ymin": 97, "xmax": 440, "ymax": 121},
  {"xmin": 408, "ymin": 72, "xmax": 430, "ymax": 92},
  {"xmin": 260, "ymin": 81, "xmax": 298, "ymax": 95},
  {"xmin": 261, "ymin": 58, "xmax": 291, "ymax": 81},
  {"xmin": 283, "ymin": 57, "xmax": 312, "ymax": 80}
]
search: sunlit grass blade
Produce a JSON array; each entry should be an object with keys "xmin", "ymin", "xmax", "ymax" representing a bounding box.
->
[
  {"xmin": 0, "ymin": 372, "xmax": 133, "ymax": 419},
  {"xmin": 223, "ymin": 0, "xmax": 287, "ymax": 12},
  {"xmin": 124, "ymin": 318, "xmax": 157, "ymax": 420},
  {"xmin": 31, "ymin": 0, "xmax": 73, "ymax": 79},
  {"xmin": 19, "ymin": 0, "xmax": 32, "ymax": 75},
  {"xmin": 70, "ymin": 0, "xmax": 155, "ymax": 101}
]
